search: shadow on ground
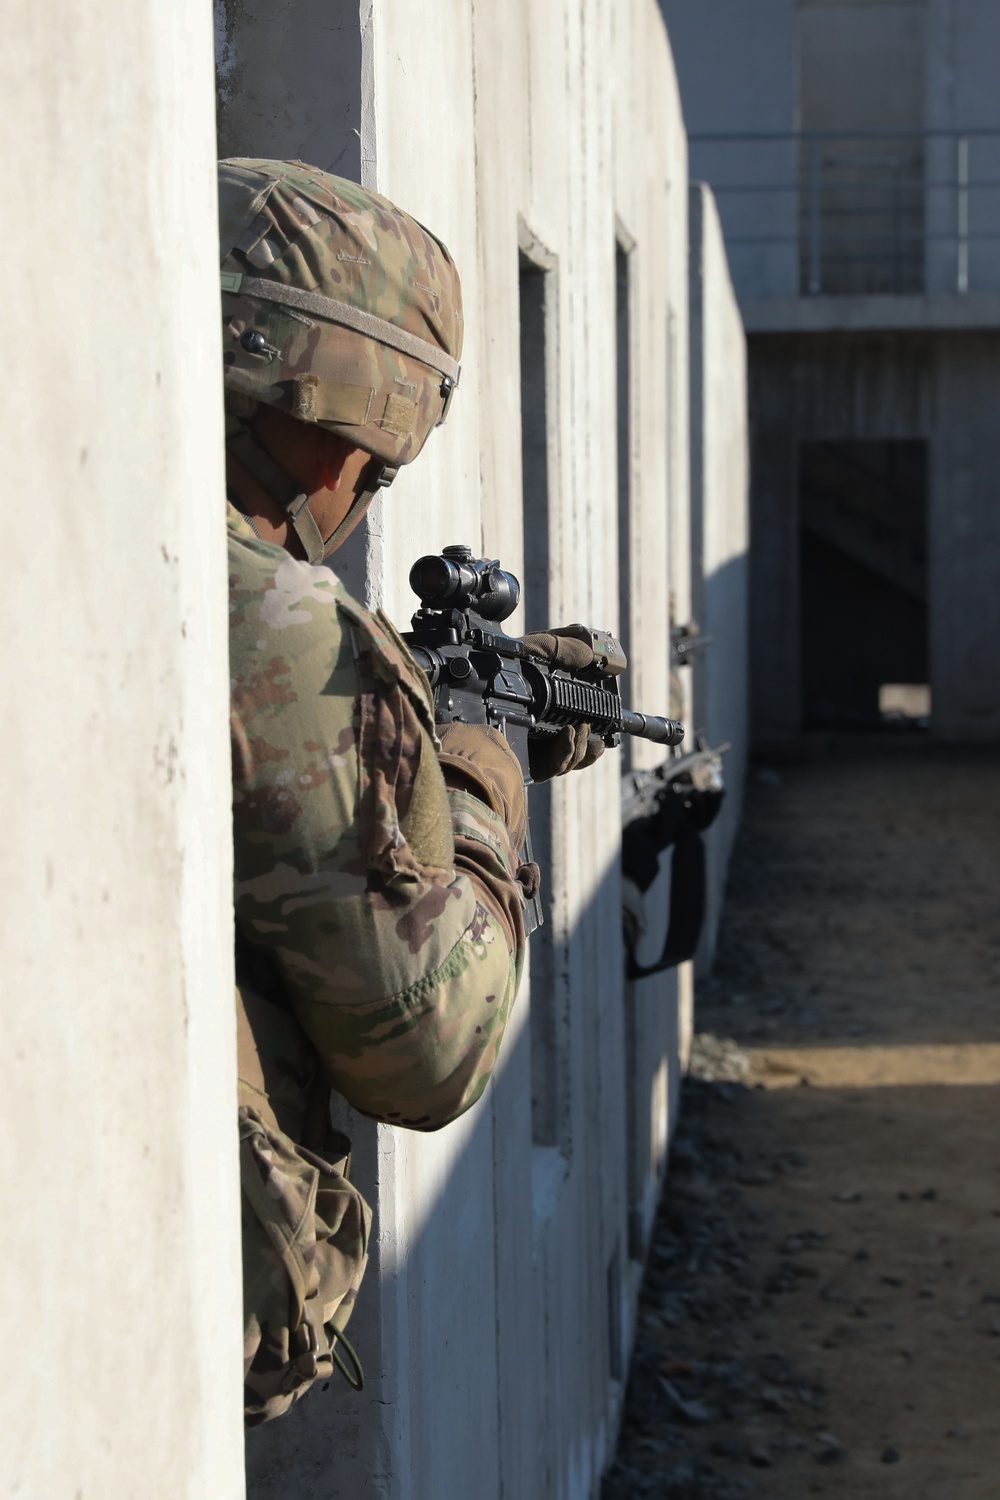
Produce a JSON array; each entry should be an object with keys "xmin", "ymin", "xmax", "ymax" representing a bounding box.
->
[{"xmin": 603, "ymin": 742, "xmax": 1000, "ymax": 1499}]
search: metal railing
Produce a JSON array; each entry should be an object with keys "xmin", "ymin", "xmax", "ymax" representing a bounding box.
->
[{"xmin": 690, "ymin": 129, "xmax": 1000, "ymax": 297}]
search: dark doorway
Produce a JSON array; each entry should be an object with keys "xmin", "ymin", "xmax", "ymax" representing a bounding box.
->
[{"xmin": 799, "ymin": 440, "xmax": 929, "ymax": 729}]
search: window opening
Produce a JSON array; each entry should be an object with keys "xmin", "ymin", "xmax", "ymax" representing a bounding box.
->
[{"xmin": 519, "ymin": 240, "xmax": 567, "ymax": 1152}]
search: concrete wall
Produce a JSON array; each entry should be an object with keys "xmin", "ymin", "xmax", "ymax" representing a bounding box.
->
[
  {"xmin": 749, "ymin": 330, "xmax": 1000, "ymax": 743},
  {"xmin": 1, "ymin": 1, "xmax": 245, "ymax": 1496},
  {"xmin": 927, "ymin": 0, "xmax": 1000, "ymax": 294},
  {"xmin": 661, "ymin": 0, "xmax": 799, "ymax": 300},
  {"xmin": 689, "ymin": 186, "xmax": 750, "ymax": 968},
  {"xmin": 219, "ymin": 2, "xmax": 711, "ymax": 1497}
]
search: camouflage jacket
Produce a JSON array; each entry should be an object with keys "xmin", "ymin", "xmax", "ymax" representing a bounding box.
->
[{"xmin": 229, "ymin": 504, "xmax": 526, "ymax": 1129}]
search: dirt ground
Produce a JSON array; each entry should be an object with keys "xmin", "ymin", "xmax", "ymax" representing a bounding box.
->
[{"xmin": 604, "ymin": 742, "xmax": 1000, "ymax": 1499}]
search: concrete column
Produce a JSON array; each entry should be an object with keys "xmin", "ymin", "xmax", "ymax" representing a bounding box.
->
[
  {"xmin": 933, "ymin": 333, "xmax": 1000, "ymax": 738},
  {"xmin": 0, "ymin": 0, "xmax": 244, "ymax": 1495},
  {"xmin": 746, "ymin": 341, "xmax": 801, "ymax": 744},
  {"xmin": 689, "ymin": 185, "xmax": 750, "ymax": 968}
]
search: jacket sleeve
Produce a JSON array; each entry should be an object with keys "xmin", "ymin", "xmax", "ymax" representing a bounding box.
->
[{"xmin": 229, "ymin": 521, "xmax": 526, "ymax": 1131}]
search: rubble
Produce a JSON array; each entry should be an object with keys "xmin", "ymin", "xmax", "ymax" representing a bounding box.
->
[{"xmin": 687, "ymin": 1034, "xmax": 750, "ymax": 1085}]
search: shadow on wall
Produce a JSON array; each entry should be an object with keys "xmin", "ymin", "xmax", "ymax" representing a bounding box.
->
[{"xmin": 243, "ymin": 833, "xmax": 682, "ymax": 1500}]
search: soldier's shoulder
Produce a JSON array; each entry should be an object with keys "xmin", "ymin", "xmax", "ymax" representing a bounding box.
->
[
  {"xmin": 228, "ymin": 502, "xmax": 353, "ymax": 634},
  {"xmin": 225, "ymin": 503, "xmax": 433, "ymax": 722}
]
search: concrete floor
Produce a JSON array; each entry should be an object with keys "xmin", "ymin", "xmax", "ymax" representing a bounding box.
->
[{"xmin": 604, "ymin": 742, "xmax": 1000, "ymax": 1499}]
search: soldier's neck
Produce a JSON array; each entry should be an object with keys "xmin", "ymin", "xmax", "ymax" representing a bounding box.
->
[{"xmin": 226, "ymin": 449, "xmax": 302, "ymax": 554}]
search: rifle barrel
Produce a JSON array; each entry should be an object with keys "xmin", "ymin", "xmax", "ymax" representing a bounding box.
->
[{"xmin": 619, "ymin": 710, "xmax": 685, "ymax": 747}]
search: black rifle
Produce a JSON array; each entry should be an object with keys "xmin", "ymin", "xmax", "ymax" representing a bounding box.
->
[
  {"xmin": 403, "ymin": 545, "xmax": 686, "ymax": 930},
  {"xmin": 621, "ymin": 742, "xmax": 727, "ymax": 978},
  {"xmin": 404, "ymin": 545, "xmax": 685, "ymax": 765}
]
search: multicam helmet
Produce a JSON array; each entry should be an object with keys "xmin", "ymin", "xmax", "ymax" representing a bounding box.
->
[{"xmin": 219, "ymin": 158, "xmax": 463, "ymax": 558}]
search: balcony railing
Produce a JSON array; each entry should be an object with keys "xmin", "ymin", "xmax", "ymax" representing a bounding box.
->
[{"xmin": 689, "ymin": 129, "xmax": 1000, "ymax": 298}]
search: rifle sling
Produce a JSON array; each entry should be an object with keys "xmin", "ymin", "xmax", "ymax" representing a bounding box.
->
[{"xmin": 625, "ymin": 817, "xmax": 706, "ymax": 979}]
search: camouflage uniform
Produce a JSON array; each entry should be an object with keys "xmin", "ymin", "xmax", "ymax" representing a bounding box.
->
[
  {"xmin": 223, "ymin": 160, "xmax": 527, "ymax": 1421},
  {"xmin": 230, "ymin": 507, "xmax": 526, "ymax": 1128}
]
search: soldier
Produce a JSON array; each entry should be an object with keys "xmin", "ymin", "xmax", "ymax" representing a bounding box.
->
[{"xmin": 221, "ymin": 158, "xmax": 602, "ymax": 1422}]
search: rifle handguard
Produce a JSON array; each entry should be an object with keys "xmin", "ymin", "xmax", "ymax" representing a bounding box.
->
[{"xmin": 405, "ymin": 545, "xmax": 686, "ymax": 766}]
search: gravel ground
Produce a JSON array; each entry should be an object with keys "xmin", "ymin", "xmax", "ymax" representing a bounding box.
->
[{"xmin": 603, "ymin": 743, "xmax": 1000, "ymax": 1500}]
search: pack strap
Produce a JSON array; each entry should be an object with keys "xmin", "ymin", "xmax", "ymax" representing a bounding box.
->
[{"xmin": 327, "ymin": 1321, "xmax": 365, "ymax": 1392}]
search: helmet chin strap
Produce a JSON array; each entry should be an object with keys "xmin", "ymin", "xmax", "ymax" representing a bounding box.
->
[
  {"xmin": 225, "ymin": 410, "xmax": 397, "ymax": 564},
  {"xmin": 316, "ymin": 460, "xmax": 399, "ymax": 560}
]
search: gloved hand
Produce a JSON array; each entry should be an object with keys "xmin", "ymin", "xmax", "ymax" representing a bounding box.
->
[
  {"xmin": 528, "ymin": 723, "xmax": 603, "ymax": 782},
  {"xmin": 520, "ymin": 624, "xmax": 612, "ymax": 782},
  {"xmin": 436, "ymin": 722, "xmax": 528, "ymax": 849}
]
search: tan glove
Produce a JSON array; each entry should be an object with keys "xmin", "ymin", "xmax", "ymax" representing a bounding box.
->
[
  {"xmin": 520, "ymin": 625, "xmax": 610, "ymax": 782},
  {"xmin": 436, "ymin": 722, "xmax": 528, "ymax": 850},
  {"xmin": 527, "ymin": 724, "xmax": 602, "ymax": 781}
]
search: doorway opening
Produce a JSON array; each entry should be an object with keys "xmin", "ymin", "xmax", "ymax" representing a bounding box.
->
[{"xmin": 799, "ymin": 440, "xmax": 929, "ymax": 730}]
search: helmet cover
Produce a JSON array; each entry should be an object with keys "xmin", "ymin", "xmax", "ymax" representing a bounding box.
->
[{"xmin": 219, "ymin": 158, "xmax": 463, "ymax": 467}]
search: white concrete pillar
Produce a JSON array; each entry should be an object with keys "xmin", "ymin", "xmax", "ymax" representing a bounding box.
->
[
  {"xmin": 0, "ymin": 0, "xmax": 244, "ymax": 1493},
  {"xmin": 689, "ymin": 184, "xmax": 750, "ymax": 970}
]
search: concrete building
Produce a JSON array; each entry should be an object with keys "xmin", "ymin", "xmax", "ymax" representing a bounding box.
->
[
  {"xmin": 0, "ymin": 2, "xmax": 747, "ymax": 1497},
  {"xmin": 663, "ymin": 0, "xmax": 1000, "ymax": 746}
]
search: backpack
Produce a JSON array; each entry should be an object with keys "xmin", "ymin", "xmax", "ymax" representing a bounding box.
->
[{"xmin": 237, "ymin": 981, "xmax": 372, "ymax": 1426}]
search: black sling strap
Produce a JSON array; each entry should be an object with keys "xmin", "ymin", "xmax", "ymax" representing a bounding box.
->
[{"xmin": 625, "ymin": 815, "xmax": 707, "ymax": 979}]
